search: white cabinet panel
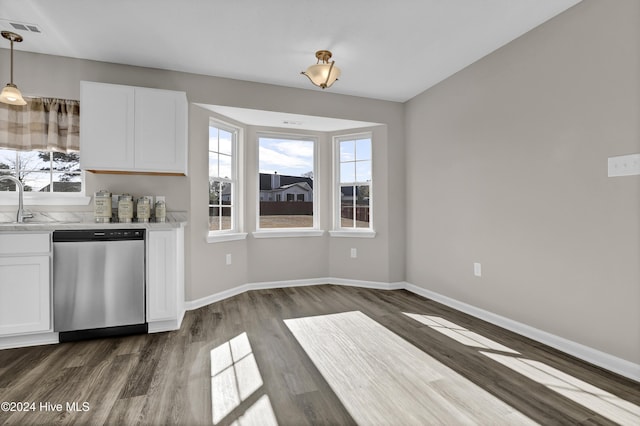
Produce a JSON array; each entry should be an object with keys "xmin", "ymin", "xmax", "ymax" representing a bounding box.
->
[
  {"xmin": 147, "ymin": 229, "xmax": 184, "ymax": 325},
  {"xmin": 80, "ymin": 81, "xmax": 187, "ymax": 175},
  {"xmin": 0, "ymin": 256, "xmax": 50, "ymax": 335},
  {"xmin": 134, "ymin": 89, "xmax": 187, "ymax": 174},
  {"xmin": 80, "ymin": 82, "xmax": 135, "ymax": 171},
  {"xmin": 0, "ymin": 233, "xmax": 50, "ymax": 255}
]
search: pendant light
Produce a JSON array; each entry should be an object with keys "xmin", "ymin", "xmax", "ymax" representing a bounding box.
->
[
  {"xmin": 0, "ymin": 31, "xmax": 27, "ymax": 106},
  {"xmin": 301, "ymin": 50, "xmax": 341, "ymax": 89}
]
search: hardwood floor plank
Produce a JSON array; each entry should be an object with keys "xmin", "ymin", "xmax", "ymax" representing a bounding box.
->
[{"xmin": 0, "ymin": 284, "xmax": 638, "ymax": 425}]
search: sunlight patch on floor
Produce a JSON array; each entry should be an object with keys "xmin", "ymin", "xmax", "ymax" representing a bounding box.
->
[
  {"xmin": 210, "ymin": 332, "xmax": 277, "ymax": 425},
  {"xmin": 403, "ymin": 312, "xmax": 519, "ymax": 353},
  {"xmin": 403, "ymin": 311, "xmax": 640, "ymax": 426},
  {"xmin": 482, "ymin": 351, "xmax": 640, "ymax": 426},
  {"xmin": 285, "ymin": 311, "xmax": 536, "ymax": 425}
]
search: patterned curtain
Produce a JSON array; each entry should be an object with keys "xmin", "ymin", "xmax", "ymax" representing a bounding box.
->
[{"xmin": 0, "ymin": 97, "xmax": 80, "ymax": 152}]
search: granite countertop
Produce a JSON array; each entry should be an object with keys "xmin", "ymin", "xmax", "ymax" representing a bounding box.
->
[{"xmin": 0, "ymin": 211, "xmax": 188, "ymax": 231}]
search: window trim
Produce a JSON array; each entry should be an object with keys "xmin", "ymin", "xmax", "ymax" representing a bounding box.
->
[
  {"xmin": 255, "ymin": 132, "xmax": 319, "ymax": 235},
  {"xmin": 207, "ymin": 119, "xmax": 244, "ymax": 242},
  {"xmin": 332, "ymin": 132, "xmax": 374, "ymax": 236}
]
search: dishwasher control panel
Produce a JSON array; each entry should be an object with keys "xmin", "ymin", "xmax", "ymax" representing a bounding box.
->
[{"xmin": 53, "ymin": 229, "xmax": 145, "ymax": 242}]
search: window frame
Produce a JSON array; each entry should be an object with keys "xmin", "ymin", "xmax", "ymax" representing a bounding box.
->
[
  {"xmin": 0, "ymin": 148, "xmax": 89, "ymax": 206},
  {"xmin": 253, "ymin": 132, "xmax": 323, "ymax": 238},
  {"xmin": 207, "ymin": 119, "xmax": 246, "ymax": 243},
  {"xmin": 330, "ymin": 132, "xmax": 375, "ymax": 238}
]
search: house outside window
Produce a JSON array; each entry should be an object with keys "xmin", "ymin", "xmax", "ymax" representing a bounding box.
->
[
  {"xmin": 258, "ymin": 135, "xmax": 317, "ymax": 230},
  {"xmin": 335, "ymin": 133, "xmax": 373, "ymax": 231},
  {"xmin": 209, "ymin": 122, "xmax": 238, "ymax": 233}
]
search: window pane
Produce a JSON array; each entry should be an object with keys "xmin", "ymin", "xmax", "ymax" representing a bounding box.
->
[
  {"xmin": 209, "ymin": 152, "xmax": 219, "ymax": 177},
  {"xmin": 18, "ymin": 151, "xmax": 49, "ymax": 171},
  {"xmin": 340, "ymin": 185, "xmax": 355, "ymax": 228},
  {"xmin": 51, "ymin": 152, "xmax": 80, "ymax": 172},
  {"xmin": 259, "ymin": 137, "xmax": 314, "ymax": 229},
  {"xmin": 340, "ymin": 140, "xmax": 355, "ymax": 162},
  {"xmin": 340, "ymin": 162, "xmax": 355, "ymax": 183},
  {"xmin": 220, "ymin": 207, "xmax": 232, "ymax": 230},
  {"xmin": 0, "ymin": 149, "xmax": 16, "ymax": 169},
  {"xmin": 209, "ymin": 126, "xmax": 219, "ymax": 151},
  {"xmin": 209, "ymin": 207, "xmax": 221, "ymax": 231},
  {"xmin": 219, "ymin": 154, "xmax": 232, "ymax": 180},
  {"xmin": 219, "ymin": 130, "xmax": 232, "ymax": 155},
  {"xmin": 52, "ymin": 173, "xmax": 82, "ymax": 192},
  {"xmin": 220, "ymin": 182, "xmax": 232, "ymax": 205},
  {"xmin": 355, "ymin": 139, "xmax": 371, "ymax": 160},
  {"xmin": 355, "ymin": 160, "xmax": 372, "ymax": 182},
  {"xmin": 355, "ymin": 185, "xmax": 371, "ymax": 228},
  {"xmin": 209, "ymin": 180, "xmax": 221, "ymax": 205},
  {"xmin": 22, "ymin": 171, "xmax": 50, "ymax": 192}
]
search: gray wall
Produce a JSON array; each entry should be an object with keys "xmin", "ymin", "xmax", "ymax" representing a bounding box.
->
[
  {"xmin": 405, "ymin": 0, "xmax": 639, "ymax": 364},
  {"xmin": 0, "ymin": 49, "xmax": 406, "ymax": 302}
]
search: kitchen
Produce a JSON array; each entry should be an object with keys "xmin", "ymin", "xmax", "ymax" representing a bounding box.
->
[{"xmin": 0, "ymin": 0, "xmax": 639, "ymax": 425}]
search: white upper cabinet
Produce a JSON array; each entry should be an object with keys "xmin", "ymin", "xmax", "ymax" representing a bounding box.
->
[{"xmin": 80, "ymin": 81, "xmax": 188, "ymax": 175}]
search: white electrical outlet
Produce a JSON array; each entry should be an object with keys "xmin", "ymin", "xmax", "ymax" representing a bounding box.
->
[
  {"xmin": 474, "ymin": 262, "xmax": 482, "ymax": 277},
  {"xmin": 608, "ymin": 153, "xmax": 640, "ymax": 177},
  {"xmin": 226, "ymin": 254, "xmax": 232, "ymax": 265},
  {"xmin": 350, "ymin": 248, "xmax": 357, "ymax": 258}
]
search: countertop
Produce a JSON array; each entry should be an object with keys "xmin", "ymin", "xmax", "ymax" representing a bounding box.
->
[{"xmin": 0, "ymin": 211, "xmax": 188, "ymax": 232}]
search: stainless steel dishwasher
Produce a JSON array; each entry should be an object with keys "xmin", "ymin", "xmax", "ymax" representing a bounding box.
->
[{"xmin": 53, "ymin": 229, "xmax": 147, "ymax": 342}]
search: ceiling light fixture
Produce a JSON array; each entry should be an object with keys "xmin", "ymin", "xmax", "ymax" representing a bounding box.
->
[
  {"xmin": 0, "ymin": 31, "xmax": 27, "ymax": 106},
  {"xmin": 301, "ymin": 50, "xmax": 341, "ymax": 90}
]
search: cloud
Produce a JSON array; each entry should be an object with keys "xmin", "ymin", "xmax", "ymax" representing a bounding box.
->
[{"xmin": 259, "ymin": 139, "xmax": 313, "ymax": 175}]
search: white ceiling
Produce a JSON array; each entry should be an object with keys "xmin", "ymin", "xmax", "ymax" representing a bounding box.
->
[{"xmin": 0, "ymin": 0, "xmax": 580, "ymax": 103}]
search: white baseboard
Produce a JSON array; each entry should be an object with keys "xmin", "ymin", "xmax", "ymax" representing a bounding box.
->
[
  {"xmin": 184, "ymin": 277, "xmax": 639, "ymax": 382},
  {"xmin": 185, "ymin": 277, "xmax": 402, "ymax": 311},
  {"xmin": 403, "ymin": 282, "xmax": 640, "ymax": 383}
]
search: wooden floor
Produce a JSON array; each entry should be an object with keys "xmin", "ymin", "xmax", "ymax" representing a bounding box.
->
[{"xmin": 0, "ymin": 285, "xmax": 638, "ymax": 425}]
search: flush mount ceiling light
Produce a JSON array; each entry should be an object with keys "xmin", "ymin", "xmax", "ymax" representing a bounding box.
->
[
  {"xmin": 0, "ymin": 31, "xmax": 27, "ymax": 106},
  {"xmin": 301, "ymin": 50, "xmax": 341, "ymax": 90}
]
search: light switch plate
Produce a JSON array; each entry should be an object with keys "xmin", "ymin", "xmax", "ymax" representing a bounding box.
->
[{"xmin": 608, "ymin": 154, "xmax": 640, "ymax": 177}]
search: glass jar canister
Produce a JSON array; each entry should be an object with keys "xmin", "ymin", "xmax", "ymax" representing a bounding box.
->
[
  {"xmin": 94, "ymin": 190, "xmax": 112, "ymax": 223},
  {"xmin": 137, "ymin": 197, "xmax": 151, "ymax": 223},
  {"xmin": 118, "ymin": 194, "xmax": 134, "ymax": 223},
  {"xmin": 155, "ymin": 200, "xmax": 166, "ymax": 223}
]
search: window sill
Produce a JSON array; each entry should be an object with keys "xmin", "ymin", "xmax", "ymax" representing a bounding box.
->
[
  {"xmin": 329, "ymin": 230, "xmax": 376, "ymax": 238},
  {"xmin": 0, "ymin": 193, "xmax": 91, "ymax": 206},
  {"xmin": 252, "ymin": 229, "xmax": 325, "ymax": 239},
  {"xmin": 207, "ymin": 232, "xmax": 248, "ymax": 244}
]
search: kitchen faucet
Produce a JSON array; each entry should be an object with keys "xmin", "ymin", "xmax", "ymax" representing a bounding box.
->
[{"xmin": 0, "ymin": 175, "xmax": 33, "ymax": 223}]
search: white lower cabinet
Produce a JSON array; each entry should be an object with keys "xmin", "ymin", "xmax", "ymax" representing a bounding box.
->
[
  {"xmin": 146, "ymin": 227, "xmax": 185, "ymax": 332},
  {"xmin": 0, "ymin": 233, "xmax": 51, "ymax": 336}
]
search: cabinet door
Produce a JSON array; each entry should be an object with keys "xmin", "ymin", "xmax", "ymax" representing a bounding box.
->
[
  {"xmin": 147, "ymin": 230, "xmax": 177, "ymax": 321},
  {"xmin": 134, "ymin": 88, "xmax": 188, "ymax": 174},
  {"xmin": 0, "ymin": 256, "xmax": 50, "ymax": 335},
  {"xmin": 80, "ymin": 81, "xmax": 135, "ymax": 171}
]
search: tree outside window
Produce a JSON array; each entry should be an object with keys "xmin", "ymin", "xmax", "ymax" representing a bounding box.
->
[{"xmin": 0, "ymin": 149, "xmax": 81, "ymax": 193}]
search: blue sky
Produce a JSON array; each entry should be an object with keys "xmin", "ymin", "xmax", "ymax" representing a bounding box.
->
[{"xmin": 259, "ymin": 138, "xmax": 314, "ymax": 177}]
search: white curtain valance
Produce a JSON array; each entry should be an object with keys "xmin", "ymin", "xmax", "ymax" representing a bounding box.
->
[{"xmin": 0, "ymin": 97, "xmax": 80, "ymax": 153}]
